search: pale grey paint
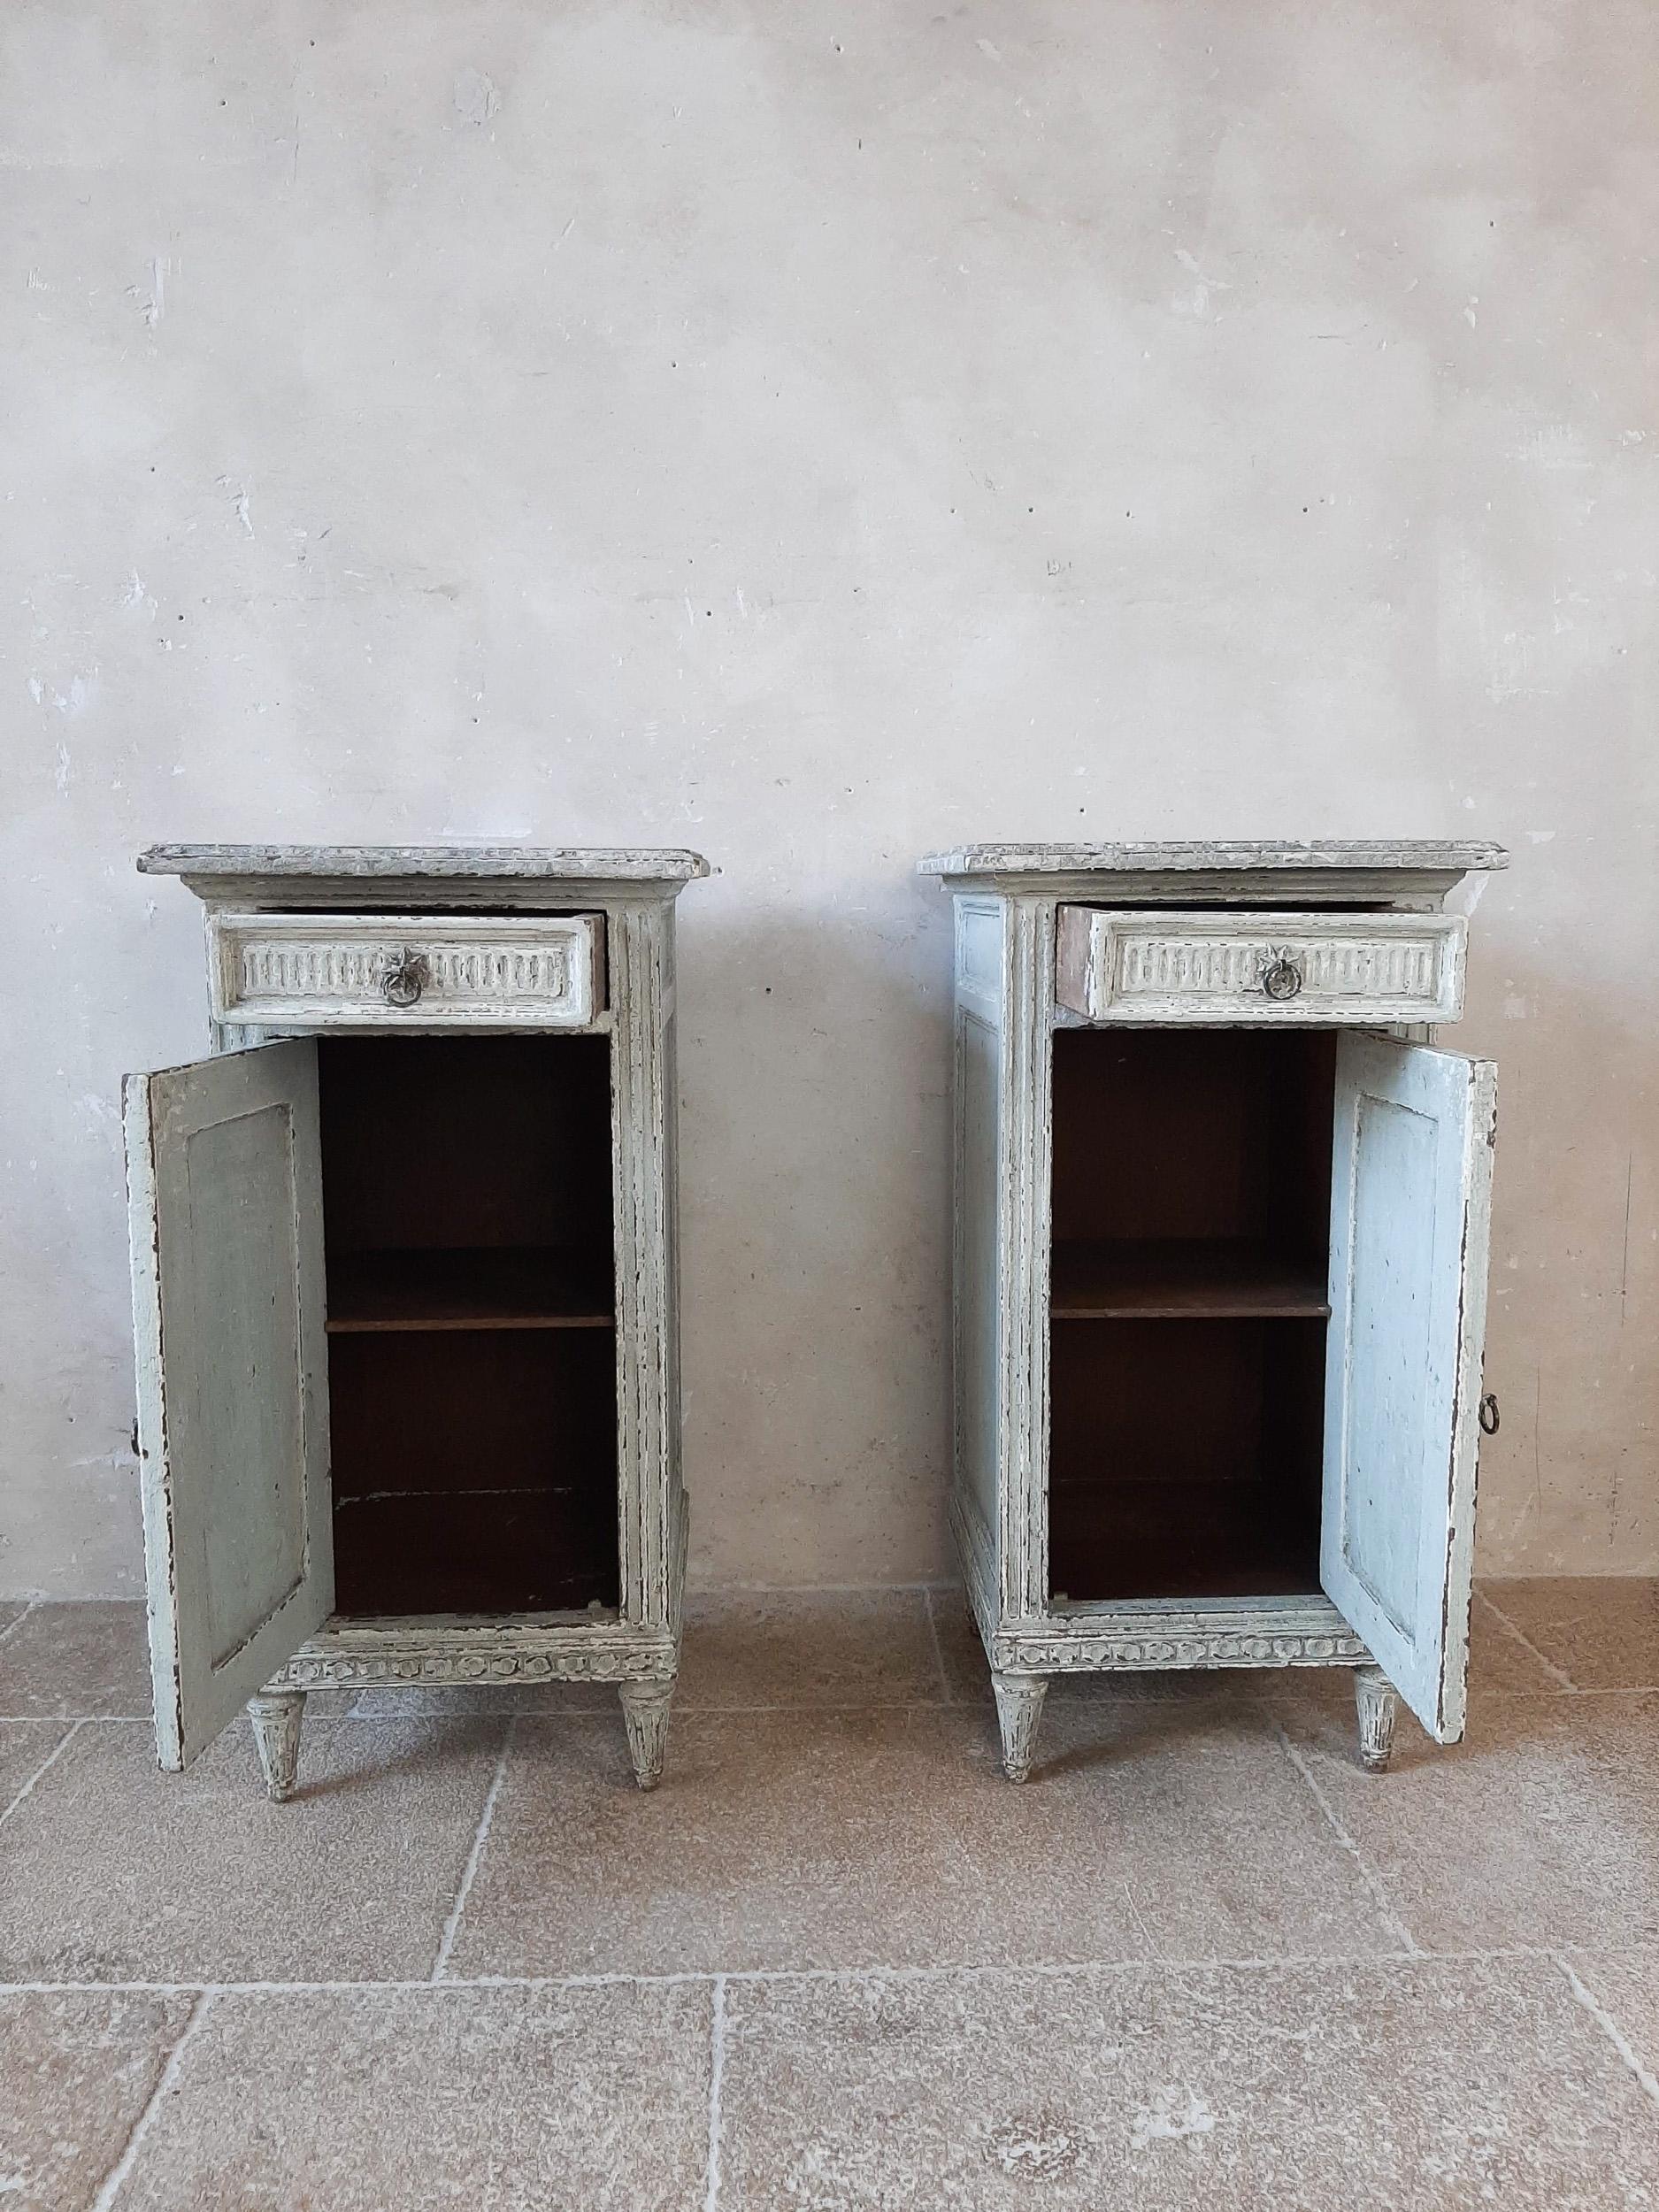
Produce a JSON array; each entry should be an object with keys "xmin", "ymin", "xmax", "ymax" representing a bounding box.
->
[
  {"xmin": 141, "ymin": 844, "xmax": 710, "ymax": 882},
  {"xmin": 1321, "ymin": 1034, "xmax": 1497, "ymax": 1743},
  {"xmin": 123, "ymin": 1039, "xmax": 334, "ymax": 1767},
  {"xmin": 3, "ymin": 0, "xmax": 1655, "ymax": 1597},
  {"xmin": 920, "ymin": 841, "xmax": 1509, "ymax": 878},
  {"xmin": 208, "ymin": 910, "xmax": 606, "ymax": 1029},
  {"xmin": 1055, "ymin": 909, "xmax": 1468, "ymax": 1026},
  {"xmin": 952, "ymin": 901, "xmax": 1004, "ymax": 1560},
  {"xmin": 936, "ymin": 850, "xmax": 1495, "ymax": 1778},
  {"xmin": 160, "ymin": 851, "xmax": 697, "ymax": 1787}
]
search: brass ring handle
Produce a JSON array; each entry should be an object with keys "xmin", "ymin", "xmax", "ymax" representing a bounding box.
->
[
  {"xmin": 1259, "ymin": 950, "xmax": 1303, "ymax": 1002},
  {"xmin": 380, "ymin": 947, "xmax": 430, "ymax": 1009},
  {"xmin": 1479, "ymin": 1393, "xmax": 1500, "ymax": 1436}
]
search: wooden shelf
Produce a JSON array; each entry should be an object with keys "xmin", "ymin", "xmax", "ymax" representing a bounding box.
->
[
  {"xmin": 326, "ymin": 1247, "xmax": 614, "ymax": 1333},
  {"xmin": 1049, "ymin": 1240, "xmax": 1331, "ymax": 1321}
]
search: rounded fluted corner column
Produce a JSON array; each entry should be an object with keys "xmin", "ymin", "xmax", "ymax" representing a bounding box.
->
[
  {"xmin": 249, "ymin": 1689, "xmax": 306, "ymax": 1802},
  {"xmin": 1354, "ymin": 1665, "xmax": 1399, "ymax": 1774},
  {"xmin": 618, "ymin": 1678, "xmax": 675, "ymax": 1791},
  {"xmin": 991, "ymin": 1671, "xmax": 1048, "ymax": 1783}
]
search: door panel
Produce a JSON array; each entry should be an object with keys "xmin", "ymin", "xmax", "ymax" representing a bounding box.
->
[
  {"xmin": 124, "ymin": 1040, "xmax": 333, "ymax": 1767},
  {"xmin": 1321, "ymin": 1035, "xmax": 1496, "ymax": 1741}
]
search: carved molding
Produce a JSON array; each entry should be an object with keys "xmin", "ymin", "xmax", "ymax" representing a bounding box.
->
[
  {"xmin": 267, "ymin": 1624, "xmax": 679, "ymax": 1691},
  {"xmin": 209, "ymin": 911, "xmax": 603, "ymax": 1029},
  {"xmin": 1056, "ymin": 910, "xmax": 1465, "ymax": 1025},
  {"xmin": 993, "ymin": 1627, "xmax": 1370, "ymax": 1672}
]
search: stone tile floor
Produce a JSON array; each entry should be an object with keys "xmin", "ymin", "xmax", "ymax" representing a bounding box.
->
[{"xmin": 1, "ymin": 1578, "xmax": 1656, "ymax": 2208}]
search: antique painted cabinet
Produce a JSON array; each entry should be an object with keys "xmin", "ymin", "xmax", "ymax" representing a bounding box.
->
[
  {"xmin": 918, "ymin": 841, "xmax": 1507, "ymax": 1778},
  {"xmin": 124, "ymin": 845, "xmax": 705, "ymax": 1800}
]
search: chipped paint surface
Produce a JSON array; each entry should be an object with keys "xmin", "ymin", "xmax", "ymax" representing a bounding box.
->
[{"xmin": 1, "ymin": 0, "xmax": 1656, "ymax": 1594}]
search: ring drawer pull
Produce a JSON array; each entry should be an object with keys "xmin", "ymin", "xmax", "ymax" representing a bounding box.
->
[
  {"xmin": 1479, "ymin": 1393, "xmax": 1500, "ymax": 1435},
  {"xmin": 379, "ymin": 947, "xmax": 431, "ymax": 1009},
  {"xmin": 1258, "ymin": 949, "xmax": 1304, "ymax": 1001}
]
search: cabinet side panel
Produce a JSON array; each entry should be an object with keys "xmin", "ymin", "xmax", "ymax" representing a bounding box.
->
[
  {"xmin": 610, "ymin": 900, "xmax": 680, "ymax": 1633},
  {"xmin": 661, "ymin": 955, "xmax": 687, "ymax": 1619},
  {"xmin": 999, "ymin": 896, "xmax": 1057, "ymax": 1621},
  {"xmin": 952, "ymin": 899, "xmax": 1005, "ymax": 1614},
  {"xmin": 956, "ymin": 1010, "xmax": 1002, "ymax": 1553}
]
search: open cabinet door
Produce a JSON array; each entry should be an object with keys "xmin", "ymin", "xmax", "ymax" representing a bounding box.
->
[
  {"xmin": 124, "ymin": 1041, "xmax": 334, "ymax": 1769},
  {"xmin": 1322, "ymin": 1034, "xmax": 1496, "ymax": 1743}
]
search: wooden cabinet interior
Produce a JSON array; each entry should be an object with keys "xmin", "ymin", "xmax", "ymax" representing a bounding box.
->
[
  {"xmin": 1047, "ymin": 1028, "xmax": 1335, "ymax": 1605},
  {"xmin": 316, "ymin": 1033, "xmax": 619, "ymax": 1617}
]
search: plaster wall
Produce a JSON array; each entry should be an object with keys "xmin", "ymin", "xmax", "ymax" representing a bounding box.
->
[{"xmin": 2, "ymin": 0, "xmax": 1655, "ymax": 1594}]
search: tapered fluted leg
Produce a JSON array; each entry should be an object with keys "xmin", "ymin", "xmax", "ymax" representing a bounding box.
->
[
  {"xmin": 991, "ymin": 1671, "xmax": 1048, "ymax": 1783},
  {"xmin": 249, "ymin": 1690, "xmax": 305, "ymax": 1802},
  {"xmin": 1354, "ymin": 1666, "xmax": 1399, "ymax": 1773},
  {"xmin": 619, "ymin": 1678, "xmax": 674, "ymax": 1790}
]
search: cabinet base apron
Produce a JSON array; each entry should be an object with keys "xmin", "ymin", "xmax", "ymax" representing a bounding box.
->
[
  {"xmin": 950, "ymin": 1498, "xmax": 1388, "ymax": 1779},
  {"xmin": 255, "ymin": 1616, "xmax": 680, "ymax": 1797}
]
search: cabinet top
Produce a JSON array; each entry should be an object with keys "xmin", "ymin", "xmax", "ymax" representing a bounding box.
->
[
  {"xmin": 138, "ymin": 843, "xmax": 710, "ymax": 910},
  {"xmin": 918, "ymin": 839, "xmax": 1507, "ymax": 905},
  {"xmin": 918, "ymin": 840, "xmax": 1508, "ymax": 878},
  {"xmin": 141, "ymin": 843, "xmax": 710, "ymax": 882}
]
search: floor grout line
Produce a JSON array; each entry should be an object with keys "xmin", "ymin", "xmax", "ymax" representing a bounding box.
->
[
  {"xmin": 920, "ymin": 1586, "xmax": 953, "ymax": 1706},
  {"xmin": 1272, "ymin": 1723, "xmax": 1422, "ymax": 1957},
  {"xmin": 13, "ymin": 1682, "xmax": 1659, "ymax": 1729},
  {"xmin": 0, "ymin": 1700, "xmax": 985, "ymax": 1724},
  {"xmin": 0, "ymin": 1945, "xmax": 1585, "ymax": 2002},
  {"xmin": 0, "ymin": 1600, "xmax": 38, "ymax": 1650},
  {"xmin": 89, "ymin": 1987, "xmax": 211, "ymax": 2210},
  {"xmin": 1559, "ymin": 1958, "xmax": 1659, "ymax": 2113},
  {"xmin": 431, "ymin": 1718, "xmax": 515, "ymax": 1983},
  {"xmin": 1475, "ymin": 1588, "xmax": 1580, "ymax": 1693},
  {"xmin": 0, "ymin": 1718, "xmax": 82, "ymax": 1828},
  {"xmin": 703, "ymin": 1975, "xmax": 727, "ymax": 2212}
]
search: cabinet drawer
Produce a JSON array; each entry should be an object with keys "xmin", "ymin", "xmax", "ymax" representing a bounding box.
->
[
  {"xmin": 209, "ymin": 911, "xmax": 604, "ymax": 1029},
  {"xmin": 1055, "ymin": 909, "xmax": 1466, "ymax": 1025}
]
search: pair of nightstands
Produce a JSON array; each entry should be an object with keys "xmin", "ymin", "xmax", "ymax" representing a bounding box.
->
[{"xmin": 123, "ymin": 840, "xmax": 1502, "ymax": 1800}]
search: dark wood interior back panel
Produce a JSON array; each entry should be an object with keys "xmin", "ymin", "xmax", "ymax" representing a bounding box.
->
[
  {"xmin": 1048, "ymin": 1312, "xmax": 1325, "ymax": 1597},
  {"xmin": 1050, "ymin": 1027, "xmax": 1336, "ymax": 1255},
  {"xmin": 333, "ymin": 1490, "xmax": 619, "ymax": 1615},
  {"xmin": 326, "ymin": 1329, "xmax": 618, "ymax": 1500},
  {"xmin": 326, "ymin": 1330, "xmax": 619, "ymax": 1612},
  {"xmin": 1048, "ymin": 1479, "xmax": 1322, "ymax": 1601},
  {"xmin": 1047, "ymin": 1029, "xmax": 1333, "ymax": 1604},
  {"xmin": 318, "ymin": 1034, "xmax": 614, "ymax": 1261},
  {"xmin": 318, "ymin": 1036, "xmax": 620, "ymax": 1617},
  {"xmin": 1049, "ymin": 1318, "xmax": 1267, "ymax": 1491}
]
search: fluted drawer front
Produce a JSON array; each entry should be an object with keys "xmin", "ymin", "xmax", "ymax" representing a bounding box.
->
[
  {"xmin": 1056, "ymin": 909, "xmax": 1466, "ymax": 1025},
  {"xmin": 209, "ymin": 911, "xmax": 604, "ymax": 1028}
]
